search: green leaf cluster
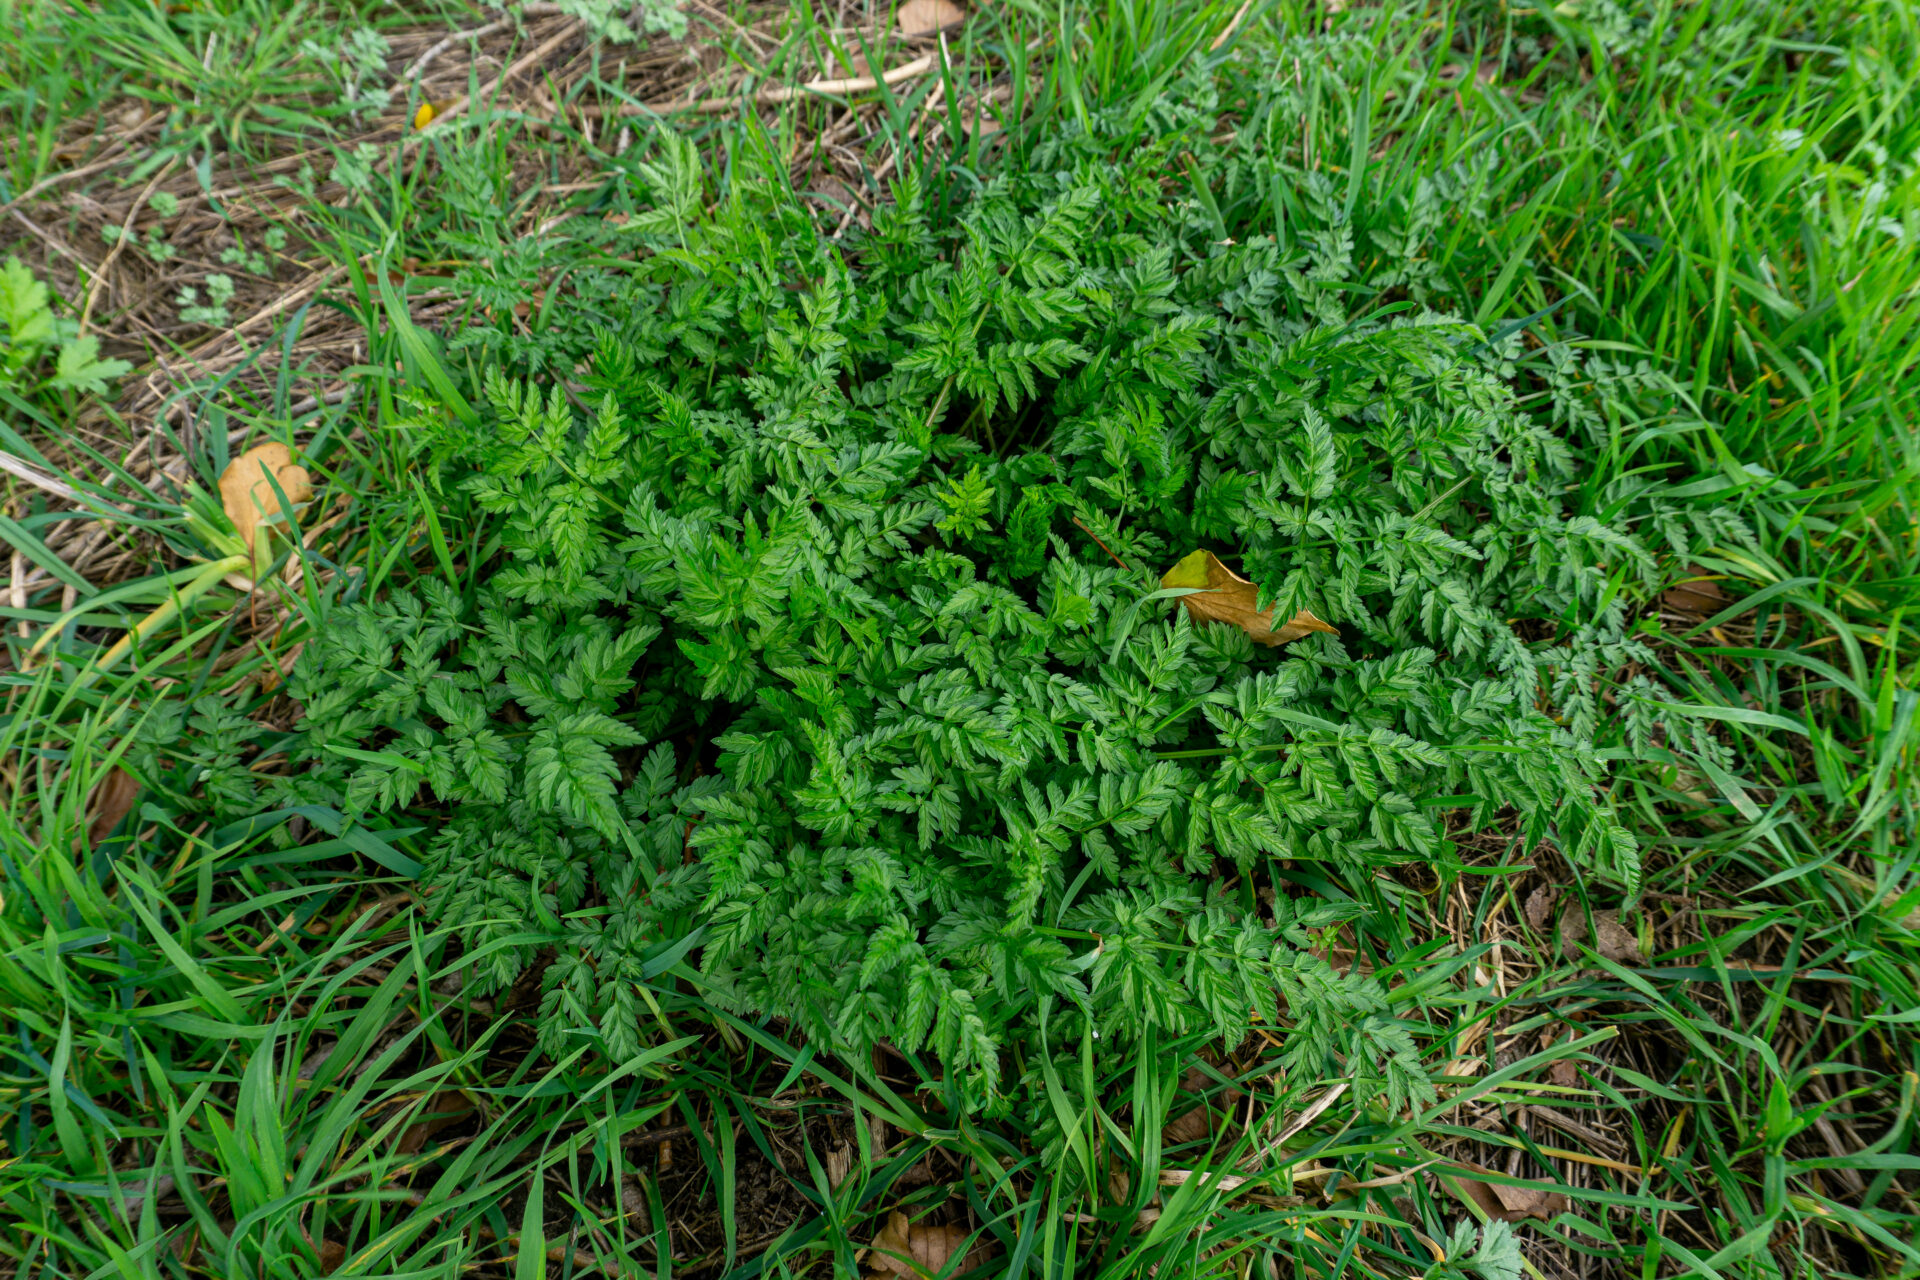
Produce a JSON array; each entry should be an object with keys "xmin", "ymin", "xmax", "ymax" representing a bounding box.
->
[
  {"xmin": 215, "ymin": 85, "xmax": 1730, "ymax": 1116},
  {"xmin": 0, "ymin": 257, "xmax": 132, "ymax": 398}
]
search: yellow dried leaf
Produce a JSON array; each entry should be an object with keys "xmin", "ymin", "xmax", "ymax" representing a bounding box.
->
[
  {"xmin": 219, "ymin": 442, "xmax": 312, "ymax": 554},
  {"xmin": 1160, "ymin": 550, "xmax": 1338, "ymax": 647},
  {"xmin": 896, "ymin": 0, "xmax": 963, "ymax": 37}
]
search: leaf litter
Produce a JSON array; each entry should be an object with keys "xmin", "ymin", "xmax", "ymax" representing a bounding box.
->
[
  {"xmin": 866, "ymin": 1209, "xmax": 992, "ymax": 1278},
  {"xmin": 1161, "ymin": 550, "xmax": 1340, "ymax": 647}
]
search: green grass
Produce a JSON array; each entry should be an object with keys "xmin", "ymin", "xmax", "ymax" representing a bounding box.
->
[{"xmin": 3, "ymin": 0, "xmax": 1918, "ymax": 1276}]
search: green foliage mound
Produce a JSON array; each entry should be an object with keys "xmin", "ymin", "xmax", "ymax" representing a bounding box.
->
[{"xmin": 189, "ymin": 89, "xmax": 1733, "ymax": 1115}]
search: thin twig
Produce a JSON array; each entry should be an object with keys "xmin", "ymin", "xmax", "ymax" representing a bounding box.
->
[
  {"xmin": 0, "ymin": 452, "xmax": 131, "ymax": 519},
  {"xmin": 177, "ymin": 264, "xmax": 346, "ymax": 363},
  {"xmin": 399, "ymin": 17, "xmax": 513, "ymax": 86},
  {"xmin": 79, "ymin": 159, "xmax": 178, "ymax": 338},
  {"xmin": 8, "ymin": 551, "xmax": 26, "ymax": 641},
  {"xmin": 284, "ymin": 386, "xmax": 357, "ymax": 419},
  {"xmin": 688, "ymin": 0, "xmax": 775, "ymax": 56},
  {"xmin": 735, "ymin": 53, "xmax": 937, "ymax": 106},
  {"xmin": 581, "ymin": 54, "xmax": 936, "ymax": 117},
  {"xmin": 1338, "ymin": 1159, "xmax": 1442, "ymax": 1191},
  {"xmin": 1237, "ymin": 1080, "xmax": 1350, "ymax": 1174},
  {"xmin": 0, "ymin": 111, "xmax": 166, "ymax": 213},
  {"xmin": 1073, "ymin": 516, "xmax": 1129, "ymax": 570},
  {"xmin": 0, "ymin": 451, "xmax": 84, "ymax": 505},
  {"xmin": 922, "ymin": 374, "xmax": 955, "ymax": 439},
  {"xmin": 8, "ymin": 209, "xmax": 89, "ymax": 268},
  {"xmin": 425, "ymin": 18, "xmax": 584, "ymax": 128},
  {"xmin": 203, "ymin": 148, "xmax": 337, "ymax": 199},
  {"xmin": 1159, "ymin": 1166, "xmax": 1258, "ymax": 1195}
]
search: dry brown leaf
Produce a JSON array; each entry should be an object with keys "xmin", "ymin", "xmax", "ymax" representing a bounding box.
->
[
  {"xmin": 825, "ymin": 1141, "xmax": 854, "ymax": 1190},
  {"xmin": 396, "ymin": 1091, "xmax": 473, "ymax": 1155},
  {"xmin": 1162, "ymin": 1105, "xmax": 1214, "ymax": 1145},
  {"xmin": 1538, "ymin": 1028, "xmax": 1582, "ymax": 1086},
  {"xmin": 1442, "ymin": 1162, "xmax": 1570, "ymax": 1222},
  {"xmin": 1662, "ymin": 567, "xmax": 1728, "ymax": 615},
  {"xmin": 220, "ymin": 442, "xmax": 312, "ymax": 553},
  {"xmin": 620, "ymin": 1176, "xmax": 652, "ymax": 1230},
  {"xmin": 303, "ymin": 1232, "xmax": 346, "ymax": 1272},
  {"xmin": 1559, "ymin": 906, "xmax": 1644, "ymax": 964},
  {"xmin": 1307, "ymin": 929, "xmax": 1375, "ymax": 977},
  {"xmin": 896, "ymin": 0, "xmax": 963, "ymax": 36},
  {"xmin": 1523, "ymin": 885, "xmax": 1557, "ymax": 934},
  {"xmin": 85, "ymin": 766, "xmax": 140, "ymax": 848},
  {"xmin": 867, "ymin": 1210, "xmax": 990, "ymax": 1278},
  {"xmin": 1163, "ymin": 1065, "xmax": 1244, "ymax": 1145},
  {"xmin": 959, "ymin": 100, "xmax": 1001, "ymax": 137},
  {"xmin": 810, "ymin": 176, "xmax": 868, "ymax": 229},
  {"xmin": 1161, "ymin": 550, "xmax": 1338, "ymax": 647}
]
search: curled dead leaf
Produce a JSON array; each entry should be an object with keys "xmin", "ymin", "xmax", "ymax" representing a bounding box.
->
[
  {"xmin": 1523, "ymin": 885, "xmax": 1557, "ymax": 934},
  {"xmin": 1662, "ymin": 566, "xmax": 1728, "ymax": 615},
  {"xmin": 1536, "ymin": 1028, "xmax": 1585, "ymax": 1086},
  {"xmin": 304, "ymin": 1233, "xmax": 346, "ymax": 1272},
  {"xmin": 1163, "ymin": 1065, "xmax": 1244, "ymax": 1146},
  {"xmin": 1307, "ymin": 928, "xmax": 1374, "ymax": 977},
  {"xmin": 396, "ymin": 1091, "xmax": 474, "ymax": 1155},
  {"xmin": 620, "ymin": 1176, "xmax": 652, "ymax": 1231},
  {"xmin": 959, "ymin": 98, "xmax": 1001, "ymax": 137},
  {"xmin": 1441, "ymin": 1162, "xmax": 1570, "ymax": 1223},
  {"xmin": 867, "ymin": 1209, "xmax": 990, "ymax": 1278},
  {"xmin": 1161, "ymin": 550, "xmax": 1338, "ymax": 647},
  {"xmin": 1161, "ymin": 1103, "xmax": 1213, "ymax": 1146},
  {"xmin": 1558, "ymin": 906, "xmax": 1644, "ymax": 964},
  {"xmin": 896, "ymin": 0, "xmax": 963, "ymax": 37},
  {"xmin": 810, "ymin": 176, "xmax": 867, "ymax": 229},
  {"xmin": 85, "ymin": 766, "xmax": 140, "ymax": 848},
  {"xmin": 219, "ymin": 442, "xmax": 312, "ymax": 554}
]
